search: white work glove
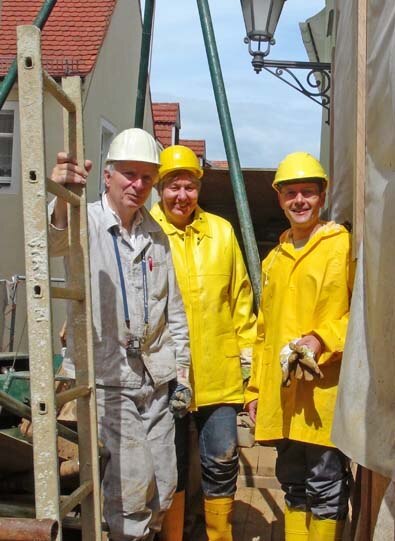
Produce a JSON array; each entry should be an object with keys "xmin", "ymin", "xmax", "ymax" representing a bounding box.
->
[
  {"xmin": 240, "ymin": 347, "xmax": 253, "ymax": 383},
  {"xmin": 169, "ymin": 366, "xmax": 192, "ymax": 418},
  {"xmin": 280, "ymin": 338, "xmax": 323, "ymax": 387}
]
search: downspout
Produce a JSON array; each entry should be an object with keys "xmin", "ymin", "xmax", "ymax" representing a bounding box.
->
[
  {"xmin": 196, "ymin": 0, "xmax": 261, "ymax": 305},
  {"xmin": 0, "ymin": 0, "xmax": 58, "ymax": 109},
  {"xmin": 134, "ymin": 0, "xmax": 156, "ymax": 128}
]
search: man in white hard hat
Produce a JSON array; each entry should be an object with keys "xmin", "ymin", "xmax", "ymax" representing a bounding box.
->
[{"xmin": 49, "ymin": 128, "xmax": 191, "ymax": 541}]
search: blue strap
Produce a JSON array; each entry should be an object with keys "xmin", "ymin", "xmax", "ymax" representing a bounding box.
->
[
  {"xmin": 111, "ymin": 229, "xmax": 130, "ymax": 327},
  {"xmin": 111, "ymin": 227, "xmax": 149, "ymax": 334}
]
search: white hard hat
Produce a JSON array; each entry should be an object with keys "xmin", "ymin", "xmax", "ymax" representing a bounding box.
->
[{"xmin": 106, "ymin": 128, "xmax": 160, "ymax": 165}]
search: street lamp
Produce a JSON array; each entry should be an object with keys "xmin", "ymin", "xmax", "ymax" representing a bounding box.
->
[
  {"xmin": 241, "ymin": 0, "xmax": 331, "ymax": 118},
  {"xmin": 241, "ymin": 0, "xmax": 286, "ymax": 73}
]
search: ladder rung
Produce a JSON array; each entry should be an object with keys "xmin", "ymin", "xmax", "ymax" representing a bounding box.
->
[
  {"xmin": 56, "ymin": 385, "xmax": 91, "ymax": 409},
  {"xmin": 42, "ymin": 70, "xmax": 76, "ymax": 113},
  {"xmin": 59, "ymin": 480, "xmax": 93, "ymax": 519},
  {"xmin": 46, "ymin": 178, "xmax": 81, "ymax": 207},
  {"xmin": 51, "ymin": 286, "xmax": 84, "ymax": 301}
]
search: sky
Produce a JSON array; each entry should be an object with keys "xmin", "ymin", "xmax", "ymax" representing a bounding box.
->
[{"xmin": 149, "ymin": 0, "xmax": 326, "ymax": 169}]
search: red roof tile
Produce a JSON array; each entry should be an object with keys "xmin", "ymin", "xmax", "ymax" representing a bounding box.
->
[
  {"xmin": 0, "ymin": 0, "xmax": 116, "ymax": 77},
  {"xmin": 179, "ymin": 139, "xmax": 206, "ymax": 159},
  {"xmin": 152, "ymin": 103, "xmax": 180, "ymax": 126},
  {"xmin": 154, "ymin": 124, "xmax": 174, "ymax": 148},
  {"xmin": 210, "ymin": 160, "xmax": 228, "ymax": 168}
]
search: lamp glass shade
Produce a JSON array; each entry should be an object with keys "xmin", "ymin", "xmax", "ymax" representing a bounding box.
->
[{"xmin": 241, "ymin": 0, "xmax": 286, "ymax": 42}]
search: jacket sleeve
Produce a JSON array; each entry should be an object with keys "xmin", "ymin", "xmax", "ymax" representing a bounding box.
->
[
  {"xmin": 165, "ymin": 238, "xmax": 191, "ymax": 379},
  {"xmin": 47, "ymin": 198, "xmax": 70, "ymax": 257},
  {"xmin": 307, "ymin": 235, "xmax": 356, "ymax": 360},
  {"xmin": 229, "ymin": 228, "xmax": 257, "ymax": 356},
  {"xmin": 244, "ymin": 268, "xmax": 266, "ymax": 405}
]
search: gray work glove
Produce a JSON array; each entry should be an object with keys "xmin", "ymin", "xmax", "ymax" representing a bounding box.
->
[{"xmin": 169, "ymin": 382, "xmax": 192, "ymax": 418}]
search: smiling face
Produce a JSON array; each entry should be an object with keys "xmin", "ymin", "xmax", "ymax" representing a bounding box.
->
[
  {"xmin": 278, "ymin": 181, "xmax": 326, "ymax": 240},
  {"xmin": 104, "ymin": 160, "xmax": 158, "ymax": 225},
  {"xmin": 160, "ymin": 171, "xmax": 201, "ymax": 230}
]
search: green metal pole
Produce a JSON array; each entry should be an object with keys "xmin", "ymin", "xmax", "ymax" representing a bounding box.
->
[
  {"xmin": 0, "ymin": 0, "xmax": 58, "ymax": 110},
  {"xmin": 196, "ymin": 0, "xmax": 261, "ymax": 304},
  {"xmin": 134, "ymin": 0, "xmax": 156, "ymax": 128}
]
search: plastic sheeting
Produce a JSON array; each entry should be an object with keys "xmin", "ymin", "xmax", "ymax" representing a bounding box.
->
[
  {"xmin": 329, "ymin": 0, "xmax": 356, "ymax": 223},
  {"xmin": 332, "ymin": 0, "xmax": 395, "ymax": 478}
]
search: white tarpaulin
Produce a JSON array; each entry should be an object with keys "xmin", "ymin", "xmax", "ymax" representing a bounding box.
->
[{"xmin": 332, "ymin": 0, "xmax": 395, "ymax": 479}]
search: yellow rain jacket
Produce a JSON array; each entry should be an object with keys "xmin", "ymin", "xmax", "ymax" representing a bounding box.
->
[
  {"xmin": 151, "ymin": 203, "xmax": 256, "ymax": 408},
  {"xmin": 245, "ymin": 222, "xmax": 354, "ymax": 447}
]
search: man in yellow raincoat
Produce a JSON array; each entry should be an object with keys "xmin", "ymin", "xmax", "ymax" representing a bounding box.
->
[
  {"xmin": 151, "ymin": 145, "xmax": 256, "ymax": 541},
  {"xmin": 245, "ymin": 152, "xmax": 354, "ymax": 541}
]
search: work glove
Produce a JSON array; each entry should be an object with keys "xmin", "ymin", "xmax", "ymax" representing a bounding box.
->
[
  {"xmin": 169, "ymin": 382, "xmax": 192, "ymax": 418},
  {"xmin": 280, "ymin": 339, "xmax": 323, "ymax": 387},
  {"xmin": 240, "ymin": 347, "xmax": 253, "ymax": 386},
  {"xmin": 169, "ymin": 365, "xmax": 192, "ymax": 418}
]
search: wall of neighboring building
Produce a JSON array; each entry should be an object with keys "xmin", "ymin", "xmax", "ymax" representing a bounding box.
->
[
  {"xmin": 0, "ymin": 0, "xmax": 155, "ymax": 354},
  {"xmin": 82, "ymin": 0, "xmax": 155, "ymax": 203}
]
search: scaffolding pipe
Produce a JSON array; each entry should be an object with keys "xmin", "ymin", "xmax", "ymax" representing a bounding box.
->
[
  {"xmin": 134, "ymin": 0, "xmax": 156, "ymax": 128},
  {"xmin": 0, "ymin": 390, "xmax": 78, "ymax": 444},
  {"xmin": 196, "ymin": 0, "xmax": 261, "ymax": 305},
  {"xmin": 0, "ymin": 518, "xmax": 58, "ymax": 541},
  {"xmin": 0, "ymin": 0, "xmax": 58, "ymax": 110}
]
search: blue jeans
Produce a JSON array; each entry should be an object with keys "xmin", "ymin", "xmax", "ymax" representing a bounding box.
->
[{"xmin": 175, "ymin": 404, "xmax": 241, "ymax": 497}]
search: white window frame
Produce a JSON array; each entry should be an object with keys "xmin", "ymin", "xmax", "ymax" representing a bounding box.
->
[
  {"xmin": 98, "ymin": 118, "xmax": 117, "ymax": 196},
  {"xmin": 0, "ymin": 101, "xmax": 20, "ymax": 195}
]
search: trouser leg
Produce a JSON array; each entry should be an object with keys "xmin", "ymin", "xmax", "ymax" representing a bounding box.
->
[
  {"xmin": 276, "ymin": 440, "xmax": 350, "ymax": 541},
  {"xmin": 159, "ymin": 415, "xmax": 189, "ymax": 541},
  {"xmin": 195, "ymin": 405, "xmax": 241, "ymax": 541},
  {"xmin": 97, "ymin": 380, "xmax": 176, "ymax": 541}
]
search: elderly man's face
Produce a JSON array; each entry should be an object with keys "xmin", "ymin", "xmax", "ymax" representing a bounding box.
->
[
  {"xmin": 104, "ymin": 161, "xmax": 158, "ymax": 216},
  {"xmin": 161, "ymin": 171, "xmax": 201, "ymax": 228},
  {"xmin": 278, "ymin": 182, "xmax": 326, "ymax": 233}
]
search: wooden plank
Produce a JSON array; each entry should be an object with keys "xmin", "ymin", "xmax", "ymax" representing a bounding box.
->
[{"xmin": 353, "ymin": 0, "xmax": 367, "ymax": 258}]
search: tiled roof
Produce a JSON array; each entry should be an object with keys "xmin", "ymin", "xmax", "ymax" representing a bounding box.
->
[
  {"xmin": 152, "ymin": 103, "xmax": 180, "ymax": 126},
  {"xmin": 179, "ymin": 139, "xmax": 206, "ymax": 159},
  {"xmin": 152, "ymin": 103, "xmax": 181, "ymax": 148},
  {"xmin": 154, "ymin": 124, "xmax": 173, "ymax": 148},
  {"xmin": 210, "ymin": 160, "xmax": 228, "ymax": 168},
  {"xmin": 0, "ymin": 0, "xmax": 116, "ymax": 77}
]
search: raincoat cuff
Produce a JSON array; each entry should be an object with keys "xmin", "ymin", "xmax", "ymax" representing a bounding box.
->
[
  {"xmin": 244, "ymin": 387, "xmax": 259, "ymax": 407},
  {"xmin": 306, "ymin": 327, "xmax": 344, "ymax": 358}
]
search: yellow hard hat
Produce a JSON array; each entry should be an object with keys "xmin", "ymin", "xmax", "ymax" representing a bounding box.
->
[
  {"xmin": 159, "ymin": 145, "xmax": 203, "ymax": 181},
  {"xmin": 272, "ymin": 152, "xmax": 328, "ymax": 191}
]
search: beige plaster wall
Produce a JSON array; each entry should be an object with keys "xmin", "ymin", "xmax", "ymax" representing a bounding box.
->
[{"xmin": 0, "ymin": 0, "xmax": 155, "ymax": 354}]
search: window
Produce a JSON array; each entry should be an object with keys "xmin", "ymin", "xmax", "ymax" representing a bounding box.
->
[
  {"xmin": 0, "ymin": 103, "xmax": 19, "ymax": 191},
  {"xmin": 99, "ymin": 118, "xmax": 116, "ymax": 195}
]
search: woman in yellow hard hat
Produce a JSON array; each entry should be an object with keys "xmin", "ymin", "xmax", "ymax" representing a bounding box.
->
[{"xmin": 151, "ymin": 145, "xmax": 256, "ymax": 541}]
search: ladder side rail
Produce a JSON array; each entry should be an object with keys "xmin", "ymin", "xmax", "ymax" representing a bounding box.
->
[
  {"xmin": 16, "ymin": 25, "xmax": 62, "ymax": 535},
  {"xmin": 62, "ymin": 76, "xmax": 102, "ymax": 540}
]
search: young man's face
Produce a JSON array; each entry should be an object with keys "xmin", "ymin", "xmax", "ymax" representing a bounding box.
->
[
  {"xmin": 161, "ymin": 171, "xmax": 201, "ymax": 228},
  {"xmin": 104, "ymin": 160, "xmax": 158, "ymax": 216},
  {"xmin": 278, "ymin": 182, "xmax": 326, "ymax": 234}
]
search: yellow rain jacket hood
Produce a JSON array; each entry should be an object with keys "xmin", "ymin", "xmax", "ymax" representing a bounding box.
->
[
  {"xmin": 151, "ymin": 203, "xmax": 256, "ymax": 408},
  {"xmin": 245, "ymin": 222, "xmax": 354, "ymax": 446}
]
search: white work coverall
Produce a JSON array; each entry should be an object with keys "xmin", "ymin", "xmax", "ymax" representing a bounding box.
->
[{"xmin": 49, "ymin": 199, "xmax": 190, "ymax": 541}]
